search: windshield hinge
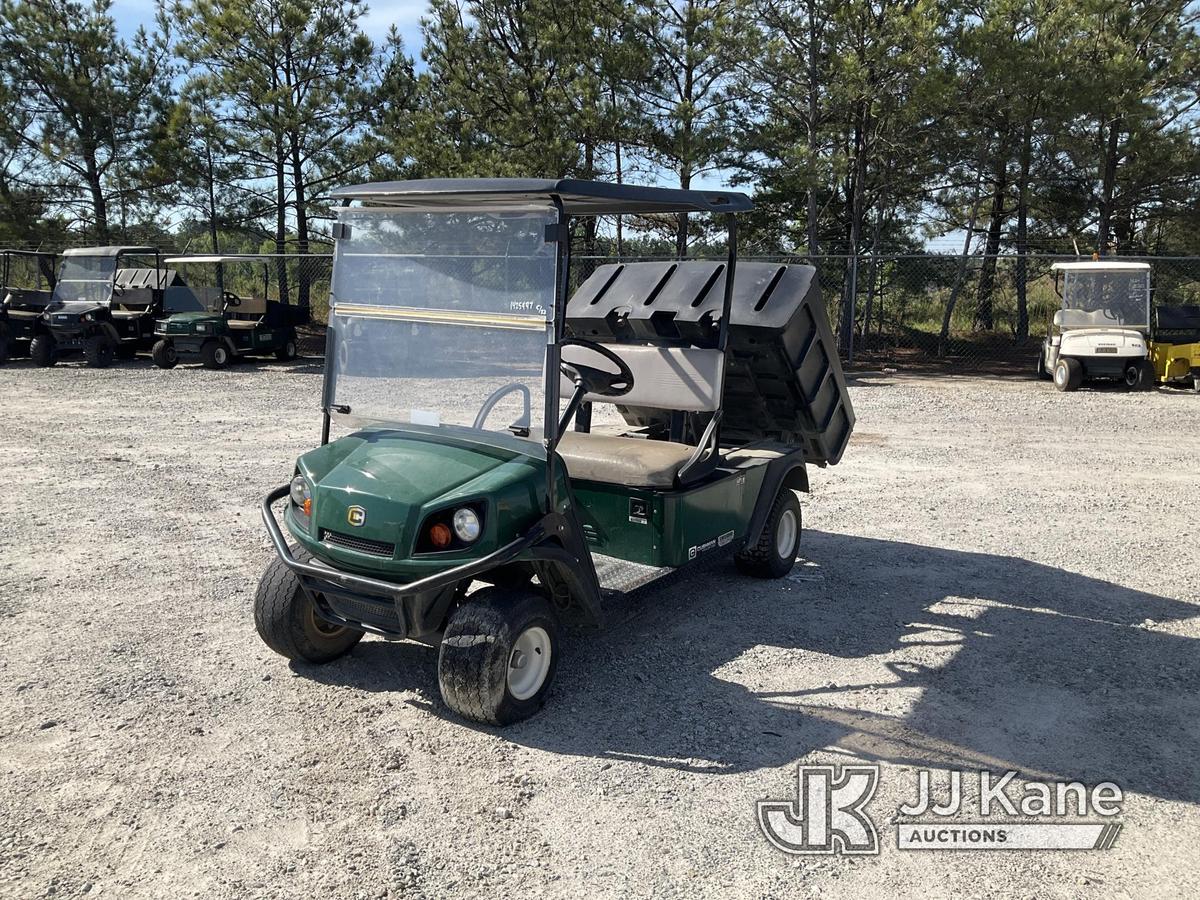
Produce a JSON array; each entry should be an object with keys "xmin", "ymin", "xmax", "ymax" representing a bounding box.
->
[
  {"xmin": 544, "ymin": 223, "xmax": 566, "ymax": 244},
  {"xmin": 332, "ymin": 223, "xmax": 351, "ymax": 241}
]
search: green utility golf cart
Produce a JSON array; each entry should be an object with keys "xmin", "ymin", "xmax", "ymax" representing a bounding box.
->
[
  {"xmin": 152, "ymin": 255, "xmax": 307, "ymax": 369},
  {"xmin": 255, "ymin": 179, "xmax": 855, "ymax": 725},
  {"xmin": 0, "ymin": 249, "xmax": 56, "ymax": 364},
  {"xmin": 36, "ymin": 246, "xmax": 179, "ymax": 367}
]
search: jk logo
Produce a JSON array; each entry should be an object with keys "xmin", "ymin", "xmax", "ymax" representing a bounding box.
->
[{"xmin": 757, "ymin": 764, "xmax": 880, "ymax": 855}]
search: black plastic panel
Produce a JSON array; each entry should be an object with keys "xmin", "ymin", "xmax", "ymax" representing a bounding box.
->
[{"xmin": 566, "ymin": 261, "xmax": 856, "ymax": 465}]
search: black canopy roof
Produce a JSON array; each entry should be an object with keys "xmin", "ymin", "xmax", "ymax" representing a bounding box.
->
[
  {"xmin": 61, "ymin": 246, "xmax": 158, "ymax": 258},
  {"xmin": 330, "ymin": 178, "xmax": 753, "ymax": 215}
]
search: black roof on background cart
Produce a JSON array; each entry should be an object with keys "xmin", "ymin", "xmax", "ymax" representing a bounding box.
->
[
  {"xmin": 61, "ymin": 246, "xmax": 158, "ymax": 258},
  {"xmin": 330, "ymin": 178, "xmax": 753, "ymax": 215}
]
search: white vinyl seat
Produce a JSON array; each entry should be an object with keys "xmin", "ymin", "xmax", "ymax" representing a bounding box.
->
[
  {"xmin": 552, "ymin": 343, "xmax": 723, "ymax": 487},
  {"xmin": 555, "ymin": 433, "xmax": 697, "ymax": 487}
]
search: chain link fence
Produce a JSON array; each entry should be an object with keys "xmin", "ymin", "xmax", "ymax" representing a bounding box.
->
[
  {"xmin": 17, "ymin": 245, "xmax": 1200, "ymax": 373},
  {"xmin": 578, "ymin": 252, "xmax": 1200, "ymax": 374}
]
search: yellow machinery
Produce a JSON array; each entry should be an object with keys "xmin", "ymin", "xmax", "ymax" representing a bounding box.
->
[{"xmin": 1149, "ymin": 304, "xmax": 1200, "ymax": 393}]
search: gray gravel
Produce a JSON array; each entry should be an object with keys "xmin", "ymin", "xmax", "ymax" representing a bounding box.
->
[{"xmin": 1, "ymin": 357, "xmax": 1198, "ymax": 899}]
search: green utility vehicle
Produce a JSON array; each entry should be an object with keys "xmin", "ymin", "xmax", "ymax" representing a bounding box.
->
[
  {"xmin": 36, "ymin": 246, "xmax": 178, "ymax": 367},
  {"xmin": 0, "ymin": 249, "xmax": 56, "ymax": 364},
  {"xmin": 255, "ymin": 179, "xmax": 855, "ymax": 725},
  {"xmin": 152, "ymin": 255, "xmax": 306, "ymax": 369}
]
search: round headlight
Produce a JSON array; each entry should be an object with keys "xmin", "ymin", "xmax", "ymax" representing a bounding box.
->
[
  {"xmin": 452, "ymin": 508, "xmax": 481, "ymax": 542},
  {"xmin": 289, "ymin": 475, "xmax": 311, "ymax": 506}
]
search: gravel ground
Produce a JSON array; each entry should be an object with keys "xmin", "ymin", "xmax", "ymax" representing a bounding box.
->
[{"xmin": 1, "ymin": 356, "xmax": 1198, "ymax": 900}]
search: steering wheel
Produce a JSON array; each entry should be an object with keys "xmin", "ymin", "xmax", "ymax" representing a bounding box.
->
[
  {"xmin": 559, "ymin": 338, "xmax": 634, "ymax": 398},
  {"xmin": 222, "ymin": 291, "xmax": 242, "ymax": 308}
]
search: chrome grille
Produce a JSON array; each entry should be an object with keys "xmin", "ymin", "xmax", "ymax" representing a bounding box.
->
[{"xmin": 320, "ymin": 529, "xmax": 396, "ymax": 557}]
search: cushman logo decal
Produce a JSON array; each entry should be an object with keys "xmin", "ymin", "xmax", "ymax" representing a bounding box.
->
[{"xmin": 346, "ymin": 506, "xmax": 366, "ymax": 527}]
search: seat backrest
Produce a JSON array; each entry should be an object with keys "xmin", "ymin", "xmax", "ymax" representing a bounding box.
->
[
  {"xmin": 560, "ymin": 343, "xmax": 723, "ymax": 412},
  {"xmin": 232, "ymin": 294, "xmax": 268, "ymax": 318},
  {"xmin": 1055, "ymin": 308, "xmax": 1123, "ymax": 328}
]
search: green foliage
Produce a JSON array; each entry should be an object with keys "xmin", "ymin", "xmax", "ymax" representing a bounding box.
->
[{"xmin": 0, "ymin": 0, "xmax": 175, "ymax": 239}]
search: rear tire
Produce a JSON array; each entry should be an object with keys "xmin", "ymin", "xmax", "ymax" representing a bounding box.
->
[
  {"xmin": 151, "ymin": 339, "xmax": 178, "ymax": 369},
  {"xmin": 254, "ymin": 551, "xmax": 363, "ymax": 663},
  {"xmin": 438, "ymin": 587, "xmax": 559, "ymax": 725},
  {"xmin": 735, "ymin": 489, "xmax": 802, "ymax": 579},
  {"xmin": 200, "ymin": 339, "xmax": 229, "ymax": 369},
  {"xmin": 274, "ymin": 335, "xmax": 298, "ymax": 361},
  {"xmin": 29, "ymin": 334, "xmax": 54, "ymax": 367},
  {"xmin": 1125, "ymin": 359, "xmax": 1155, "ymax": 391},
  {"xmin": 1053, "ymin": 357, "xmax": 1083, "ymax": 392},
  {"xmin": 1036, "ymin": 346, "xmax": 1052, "ymax": 380},
  {"xmin": 0, "ymin": 323, "xmax": 9, "ymax": 365},
  {"xmin": 83, "ymin": 334, "xmax": 115, "ymax": 368}
]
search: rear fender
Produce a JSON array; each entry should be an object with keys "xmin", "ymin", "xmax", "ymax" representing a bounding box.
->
[{"xmin": 745, "ymin": 451, "xmax": 808, "ymax": 548}]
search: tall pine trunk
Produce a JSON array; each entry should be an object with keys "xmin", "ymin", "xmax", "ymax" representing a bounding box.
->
[
  {"xmin": 1015, "ymin": 120, "xmax": 1032, "ymax": 341},
  {"xmin": 1096, "ymin": 117, "xmax": 1121, "ymax": 255},
  {"xmin": 974, "ymin": 152, "xmax": 1008, "ymax": 332},
  {"xmin": 289, "ymin": 129, "xmax": 310, "ymax": 310}
]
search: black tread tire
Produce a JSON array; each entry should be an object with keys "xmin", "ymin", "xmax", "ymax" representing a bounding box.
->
[
  {"xmin": 274, "ymin": 333, "xmax": 298, "ymax": 361},
  {"xmin": 29, "ymin": 334, "xmax": 55, "ymax": 367},
  {"xmin": 0, "ymin": 323, "xmax": 9, "ymax": 365},
  {"xmin": 438, "ymin": 587, "xmax": 559, "ymax": 725},
  {"xmin": 200, "ymin": 339, "xmax": 229, "ymax": 369},
  {"xmin": 1036, "ymin": 346, "xmax": 1052, "ymax": 380},
  {"xmin": 254, "ymin": 550, "xmax": 363, "ymax": 663},
  {"xmin": 1054, "ymin": 357, "xmax": 1083, "ymax": 392},
  {"xmin": 1130, "ymin": 359, "xmax": 1156, "ymax": 391},
  {"xmin": 735, "ymin": 488, "xmax": 802, "ymax": 579},
  {"xmin": 151, "ymin": 339, "xmax": 179, "ymax": 369},
  {"xmin": 83, "ymin": 334, "xmax": 115, "ymax": 368},
  {"xmin": 115, "ymin": 343, "xmax": 138, "ymax": 360}
]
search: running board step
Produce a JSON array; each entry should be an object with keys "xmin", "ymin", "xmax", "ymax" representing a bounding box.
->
[{"xmin": 591, "ymin": 554, "xmax": 676, "ymax": 595}]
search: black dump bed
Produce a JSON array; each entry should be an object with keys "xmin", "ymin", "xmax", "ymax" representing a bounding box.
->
[{"xmin": 566, "ymin": 260, "xmax": 856, "ymax": 465}]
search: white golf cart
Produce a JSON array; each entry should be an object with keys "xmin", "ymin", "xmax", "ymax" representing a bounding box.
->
[{"xmin": 1038, "ymin": 261, "xmax": 1154, "ymax": 392}]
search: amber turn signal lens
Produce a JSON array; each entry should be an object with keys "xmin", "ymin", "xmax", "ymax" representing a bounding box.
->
[
  {"xmin": 302, "ymin": 498, "xmax": 312, "ymax": 516},
  {"xmin": 429, "ymin": 523, "xmax": 452, "ymax": 549}
]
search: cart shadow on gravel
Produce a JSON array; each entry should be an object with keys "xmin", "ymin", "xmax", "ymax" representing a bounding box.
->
[{"xmin": 296, "ymin": 530, "xmax": 1200, "ymax": 805}]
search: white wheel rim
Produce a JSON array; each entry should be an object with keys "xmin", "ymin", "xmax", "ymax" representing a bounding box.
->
[
  {"xmin": 1055, "ymin": 364, "xmax": 1065, "ymax": 385},
  {"xmin": 775, "ymin": 508, "xmax": 798, "ymax": 559},
  {"xmin": 507, "ymin": 626, "xmax": 551, "ymax": 701},
  {"xmin": 215, "ymin": 347, "xmax": 227, "ymax": 364}
]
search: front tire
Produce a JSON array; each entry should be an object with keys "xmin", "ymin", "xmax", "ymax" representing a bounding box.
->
[
  {"xmin": 438, "ymin": 587, "xmax": 559, "ymax": 725},
  {"xmin": 1053, "ymin": 357, "xmax": 1083, "ymax": 392},
  {"xmin": 735, "ymin": 488, "xmax": 802, "ymax": 578},
  {"xmin": 254, "ymin": 552, "xmax": 363, "ymax": 663},
  {"xmin": 151, "ymin": 339, "xmax": 178, "ymax": 369},
  {"xmin": 30, "ymin": 334, "xmax": 55, "ymax": 367},
  {"xmin": 83, "ymin": 334, "xmax": 115, "ymax": 368},
  {"xmin": 200, "ymin": 339, "xmax": 229, "ymax": 369}
]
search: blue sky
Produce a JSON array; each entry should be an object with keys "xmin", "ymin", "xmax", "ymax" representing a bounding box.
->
[{"xmin": 110, "ymin": 0, "xmax": 427, "ymax": 55}]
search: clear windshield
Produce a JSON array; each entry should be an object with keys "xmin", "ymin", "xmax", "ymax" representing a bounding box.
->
[
  {"xmin": 1061, "ymin": 270, "xmax": 1150, "ymax": 327},
  {"xmin": 3, "ymin": 254, "xmax": 53, "ymax": 292},
  {"xmin": 326, "ymin": 208, "xmax": 557, "ymax": 435},
  {"xmin": 53, "ymin": 256, "xmax": 116, "ymax": 304}
]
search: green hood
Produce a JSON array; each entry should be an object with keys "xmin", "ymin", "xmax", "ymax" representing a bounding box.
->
[{"xmin": 293, "ymin": 427, "xmax": 549, "ymax": 571}]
